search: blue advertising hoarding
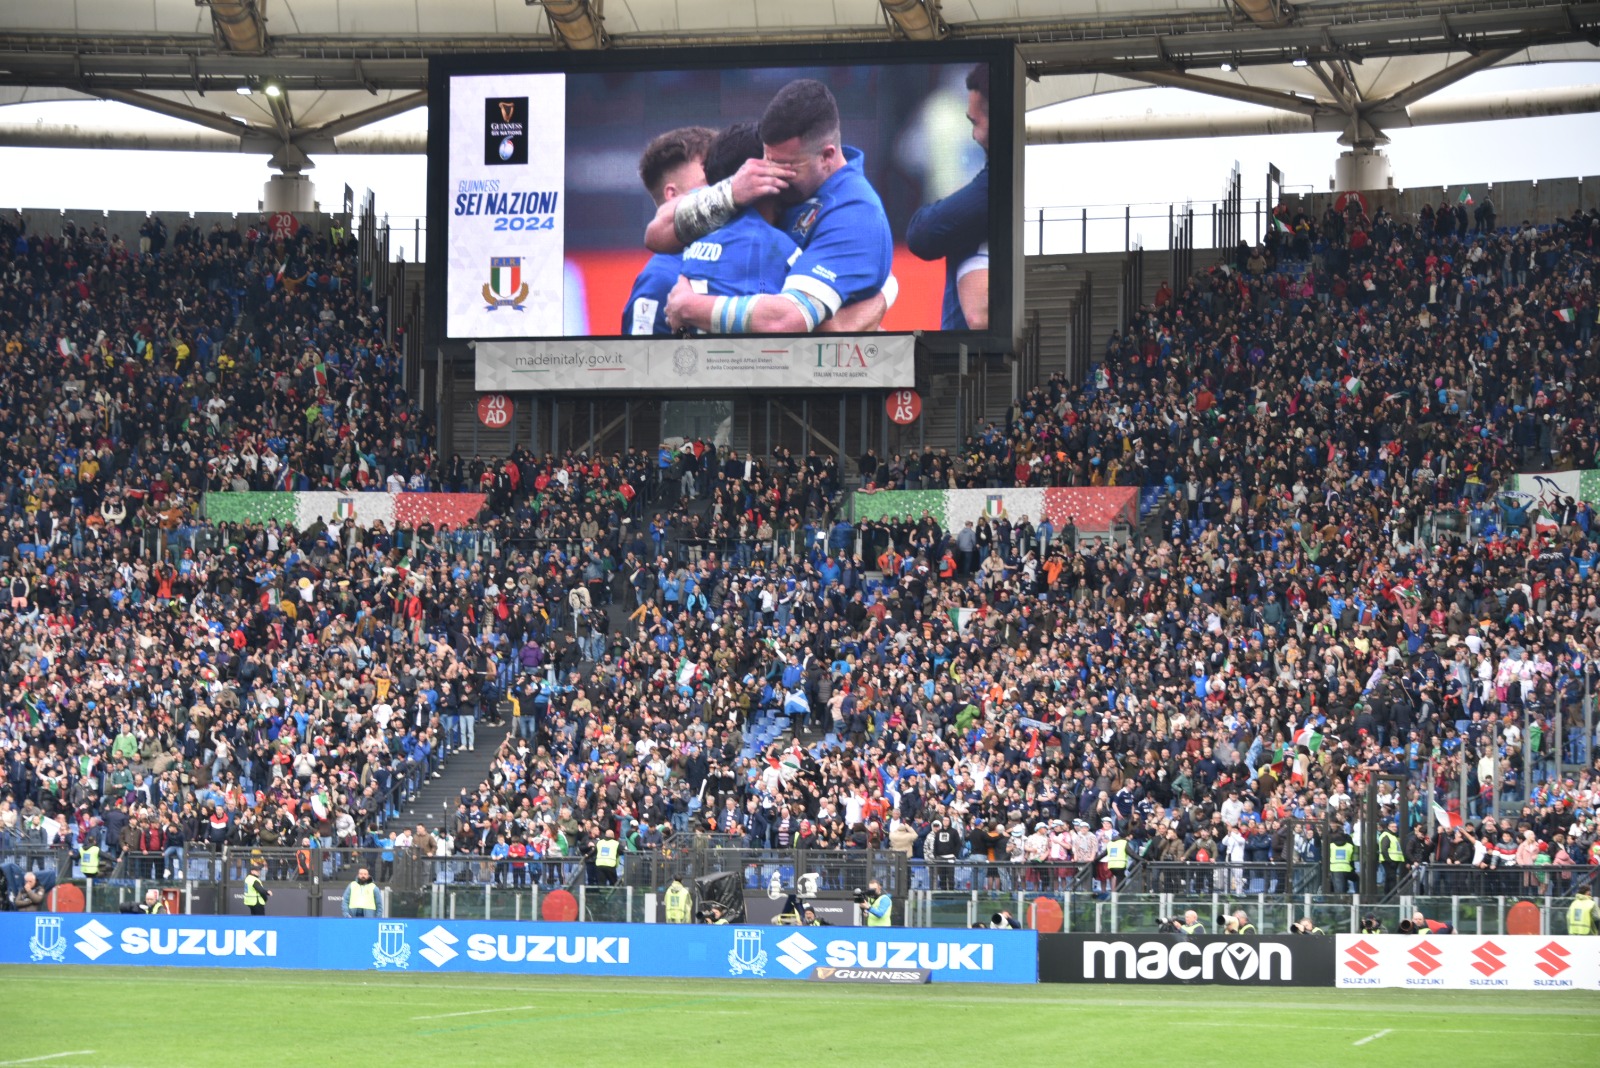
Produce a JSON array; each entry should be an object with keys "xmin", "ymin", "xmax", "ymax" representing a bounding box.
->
[{"xmin": 1, "ymin": 914, "xmax": 1036, "ymax": 984}]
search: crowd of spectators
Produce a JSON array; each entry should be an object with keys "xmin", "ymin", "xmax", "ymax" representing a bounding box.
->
[
  {"xmin": 0, "ymin": 208, "xmax": 467, "ymax": 888},
  {"xmin": 3, "ymin": 195, "xmax": 1600, "ymax": 913}
]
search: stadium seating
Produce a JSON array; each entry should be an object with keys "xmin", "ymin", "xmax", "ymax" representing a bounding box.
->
[{"xmin": 2, "ymin": 200, "xmax": 1599, "ymax": 907}]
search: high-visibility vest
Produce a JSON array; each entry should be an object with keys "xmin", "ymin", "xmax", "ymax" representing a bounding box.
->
[
  {"xmin": 866, "ymin": 894, "xmax": 892, "ymax": 927},
  {"xmin": 1233, "ymin": 923, "xmax": 1256, "ymax": 935},
  {"xmin": 664, "ymin": 884, "xmax": 692, "ymax": 923},
  {"xmin": 296, "ymin": 850, "xmax": 312, "ymax": 877},
  {"xmin": 1329, "ymin": 843, "xmax": 1354, "ymax": 872},
  {"xmin": 595, "ymin": 840, "xmax": 620, "ymax": 869},
  {"xmin": 80, "ymin": 846, "xmax": 101, "ymax": 876},
  {"xmin": 1569, "ymin": 897, "xmax": 1596, "ymax": 936},
  {"xmin": 1179, "ymin": 922, "xmax": 1204, "ymax": 935},
  {"xmin": 347, "ymin": 881, "xmax": 378, "ymax": 912},
  {"xmin": 1378, "ymin": 832, "xmax": 1404, "ymax": 863},
  {"xmin": 147, "ymin": 899, "xmax": 167, "ymax": 914},
  {"xmin": 1105, "ymin": 840, "xmax": 1128, "ymax": 869},
  {"xmin": 244, "ymin": 875, "xmax": 267, "ymax": 907}
]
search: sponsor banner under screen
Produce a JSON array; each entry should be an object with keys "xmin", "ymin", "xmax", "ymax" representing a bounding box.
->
[
  {"xmin": 1, "ymin": 915, "xmax": 1034, "ymax": 983},
  {"xmin": 474, "ymin": 335, "xmax": 914, "ymax": 392},
  {"xmin": 1038, "ymin": 934, "xmax": 1336, "ymax": 986},
  {"xmin": 1335, "ymin": 934, "xmax": 1600, "ymax": 990}
]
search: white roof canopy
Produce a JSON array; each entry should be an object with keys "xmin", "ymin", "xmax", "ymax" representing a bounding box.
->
[{"xmin": 0, "ymin": 0, "xmax": 1594, "ymax": 163}]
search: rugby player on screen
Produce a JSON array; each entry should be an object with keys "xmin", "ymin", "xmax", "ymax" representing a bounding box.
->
[
  {"xmin": 622, "ymin": 126, "xmax": 715, "ymax": 335},
  {"xmin": 654, "ymin": 79, "xmax": 895, "ymax": 334},
  {"xmin": 907, "ymin": 64, "xmax": 989, "ymax": 330},
  {"xmin": 675, "ymin": 123, "xmax": 801, "ymax": 330}
]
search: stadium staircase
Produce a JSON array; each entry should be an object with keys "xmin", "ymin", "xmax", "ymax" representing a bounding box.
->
[{"xmin": 401, "ymin": 719, "xmax": 514, "ymax": 833}]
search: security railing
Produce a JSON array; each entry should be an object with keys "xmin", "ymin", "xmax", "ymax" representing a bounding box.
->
[{"xmin": 15, "ymin": 837, "xmax": 1594, "ymax": 936}]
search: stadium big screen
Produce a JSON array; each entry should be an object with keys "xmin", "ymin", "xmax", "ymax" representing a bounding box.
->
[{"xmin": 426, "ymin": 43, "xmax": 1020, "ymax": 388}]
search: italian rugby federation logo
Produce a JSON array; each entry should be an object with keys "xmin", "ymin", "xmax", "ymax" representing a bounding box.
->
[{"xmin": 484, "ymin": 257, "xmax": 530, "ymax": 311}]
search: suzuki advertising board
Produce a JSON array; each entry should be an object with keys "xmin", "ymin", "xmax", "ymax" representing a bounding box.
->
[
  {"xmin": 1, "ymin": 915, "xmax": 1035, "ymax": 984},
  {"xmin": 1038, "ymin": 934, "xmax": 1336, "ymax": 986},
  {"xmin": 1335, "ymin": 935, "xmax": 1600, "ymax": 990}
]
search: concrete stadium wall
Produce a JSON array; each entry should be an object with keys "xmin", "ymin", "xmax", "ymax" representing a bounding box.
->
[
  {"xmin": 1281, "ymin": 175, "xmax": 1600, "ymax": 228},
  {"xmin": 13, "ymin": 207, "xmax": 345, "ymax": 244}
]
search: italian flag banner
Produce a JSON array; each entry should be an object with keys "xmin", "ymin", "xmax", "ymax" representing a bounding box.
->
[
  {"xmin": 1293, "ymin": 725, "xmax": 1323, "ymax": 752},
  {"xmin": 852, "ymin": 486, "xmax": 1139, "ymax": 531},
  {"xmin": 947, "ymin": 607, "xmax": 977, "ymax": 634},
  {"xmin": 205, "ymin": 491, "xmax": 486, "ymax": 532}
]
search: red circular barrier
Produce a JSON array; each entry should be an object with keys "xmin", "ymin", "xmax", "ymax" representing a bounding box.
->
[
  {"xmin": 1029, "ymin": 896, "xmax": 1063, "ymax": 933},
  {"xmin": 541, "ymin": 888, "xmax": 579, "ymax": 922},
  {"xmin": 47, "ymin": 883, "xmax": 85, "ymax": 913}
]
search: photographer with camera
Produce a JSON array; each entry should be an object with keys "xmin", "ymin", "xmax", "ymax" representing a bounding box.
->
[
  {"xmin": 1360, "ymin": 914, "xmax": 1386, "ymax": 935},
  {"xmin": 857, "ymin": 879, "xmax": 892, "ymax": 927},
  {"xmin": 1290, "ymin": 916, "xmax": 1327, "ymax": 936},
  {"xmin": 1398, "ymin": 910, "xmax": 1453, "ymax": 935},
  {"xmin": 11, "ymin": 871, "xmax": 45, "ymax": 912},
  {"xmin": 119, "ymin": 888, "xmax": 168, "ymax": 915},
  {"xmin": 1223, "ymin": 909, "xmax": 1256, "ymax": 935},
  {"xmin": 1156, "ymin": 910, "xmax": 1205, "ymax": 935}
]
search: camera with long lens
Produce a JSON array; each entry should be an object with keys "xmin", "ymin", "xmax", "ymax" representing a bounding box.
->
[{"xmin": 851, "ymin": 887, "xmax": 871, "ymax": 905}]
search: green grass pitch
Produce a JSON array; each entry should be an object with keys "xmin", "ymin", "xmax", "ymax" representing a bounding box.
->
[{"xmin": 0, "ymin": 967, "xmax": 1595, "ymax": 1067}]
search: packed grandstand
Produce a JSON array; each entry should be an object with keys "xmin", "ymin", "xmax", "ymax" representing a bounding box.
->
[{"xmin": 2, "ymin": 196, "xmax": 1598, "ymax": 916}]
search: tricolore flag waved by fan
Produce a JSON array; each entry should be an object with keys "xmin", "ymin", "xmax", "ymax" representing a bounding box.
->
[
  {"xmin": 1386, "ymin": 578, "xmax": 1423, "ymax": 606},
  {"xmin": 675, "ymin": 657, "xmax": 697, "ymax": 688},
  {"xmin": 947, "ymin": 607, "xmax": 977, "ymax": 635},
  {"xmin": 1556, "ymin": 308, "xmax": 1578, "ymax": 324},
  {"xmin": 1457, "ymin": 188, "xmax": 1473, "ymax": 206},
  {"xmin": 768, "ymin": 743, "xmax": 804, "ymax": 783},
  {"xmin": 1432, "ymin": 803, "xmax": 1463, "ymax": 830},
  {"xmin": 1293, "ymin": 725, "xmax": 1323, "ymax": 752}
]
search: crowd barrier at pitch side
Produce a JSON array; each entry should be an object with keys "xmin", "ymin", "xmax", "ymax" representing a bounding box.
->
[{"xmin": 3, "ymin": 916, "xmax": 1594, "ymax": 988}]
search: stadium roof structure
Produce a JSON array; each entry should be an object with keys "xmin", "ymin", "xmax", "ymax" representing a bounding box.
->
[{"xmin": 0, "ymin": 0, "xmax": 1597, "ymax": 168}]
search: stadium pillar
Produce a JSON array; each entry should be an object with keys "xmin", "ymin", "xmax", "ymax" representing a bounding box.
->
[
  {"xmin": 1360, "ymin": 777, "xmax": 1378, "ymax": 899},
  {"xmin": 838, "ymin": 396, "xmax": 846, "ymax": 465},
  {"xmin": 1492, "ymin": 750, "xmax": 1501, "ymax": 819},
  {"xmin": 264, "ymin": 172, "xmax": 316, "ymax": 213},
  {"xmin": 1524, "ymin": 706, "xmax": 1534, "ymax": 799},
  {"xmin": 1332, "ymin": 146, "xmax": 1392, "ymax": 192},
  {"xmin": 1586, "ymin": 666, "xmax": 1594, "ymax": 766},
  {"xmin": 1555, "ymin": 691, "xmax": 1563, "ymax": 783}
]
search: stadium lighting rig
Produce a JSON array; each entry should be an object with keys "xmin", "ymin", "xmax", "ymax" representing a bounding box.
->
[
  {"xmin": 881, "ymin": 0, "xmax": 948, "ymax": 41},
  {"xmin": 527, "ymin": 0, "xmax": 608, "ymax": 50}
]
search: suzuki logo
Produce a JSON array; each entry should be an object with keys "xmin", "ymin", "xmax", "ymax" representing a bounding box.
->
[
  {"xmin": 75, "ymin": 919, "xmax": 114, "ymax": 961},
  {"xmin": 1534, "ymin": 942, "xmax": 1570, "ymax": 978},
  {"xmin": 1408, "ymin": 941, "xmax": 1443, "ymax": 976},
  {"xmin": 419, "ymin": 925, "xmax": 460, "ymax": 968},
  {"xmin": 1344, "ymin": 940, "xmax": 1380, "ymax": 976},
  {"xmin": 775, "ymin": 933, "xmax": 818, "ymax": 974},
  {"xmin": 1470, "ymin": 941, "xmax": 1506, "ymax": 976}
]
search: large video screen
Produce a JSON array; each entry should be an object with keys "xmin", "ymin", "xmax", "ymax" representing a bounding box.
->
[{"xmin": 428, "ymin": 44, "xmax": 1015, "ymax": 350}]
